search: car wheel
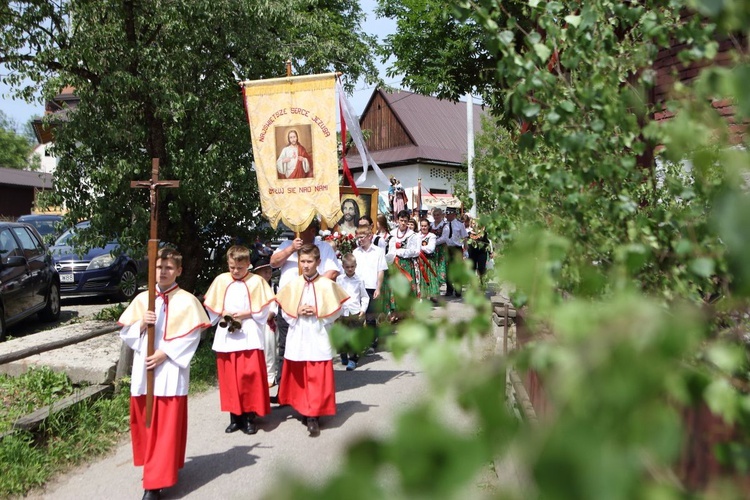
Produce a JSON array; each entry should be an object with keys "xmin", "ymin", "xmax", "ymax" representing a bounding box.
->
[
  {"xmin": 116, "ymin": 265, "xmax": 139, "ymax": 302},
  {"xmin": 39, "ymin": 281, "xmax": 62, "ymax": 322}
]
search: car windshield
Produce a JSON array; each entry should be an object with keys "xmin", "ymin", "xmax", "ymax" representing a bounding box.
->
[
  {"xmin": 54, "ymin": 222, "xmax": 118, "ymax": 247},
  {"xmin": 24, "ymin": 220, "xmax": 59, "ymax": 237},
  {"xmin": 55, "ymin": 227, "xmax": 78, "ymax": 246}
]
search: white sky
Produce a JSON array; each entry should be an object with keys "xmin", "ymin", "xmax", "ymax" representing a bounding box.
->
[{"xmin": 0, "ymin": 0, "xmax": 397, "ymax": 131}]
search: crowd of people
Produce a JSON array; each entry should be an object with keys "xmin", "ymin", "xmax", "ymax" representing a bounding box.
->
[{"xmin": 116, "ymin": 208, "xmax": 492, "ymax": 500}]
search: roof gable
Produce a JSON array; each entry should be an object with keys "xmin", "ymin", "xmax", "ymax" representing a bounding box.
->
[
  {"xmin": 349, "ymin": 88, "xmax": 485, "ymax": 168},
  {"xmin": 0, "ymin": 167, "xmax": 53, "ymax": 189}
]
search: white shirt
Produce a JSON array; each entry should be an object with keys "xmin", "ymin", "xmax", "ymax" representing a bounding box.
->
[
  {"xmin": 386, "ymin": 227, "xmax": 420, "ymax": 263},
  {"xmin": 443, "ymin": 218, "xmax": 467, "ymax": 247},
  {"xmin": 120, "ymin": 293, "xmax": 201, "ymax": 397},
  {"xmin": 282, "ymin": 282, "xmax": 342, "ymax": 361},
  {"xmin": 353, "ymin": 244, "xmax": 388, "ymax": 290},
  {"xmin": 208, "ymin": 279, "xmax": 270, "ymax": 353},
  {"xmin": 274, "ymin": 240, "xmax": 343, "ymax": 290},
  {"xmin": 336, "ymin": 273, "xmax": 370, "ymax": 316}
]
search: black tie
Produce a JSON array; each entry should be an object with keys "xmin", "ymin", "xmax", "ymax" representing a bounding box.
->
[{"xmin": 448, "ymin": 221, "xmax": 453, "ymax": 241}]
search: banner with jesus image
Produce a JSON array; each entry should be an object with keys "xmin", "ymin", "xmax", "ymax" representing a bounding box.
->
[{"xmin": 242, "ymin": 73, "xmax": 342, "ymax": 232}]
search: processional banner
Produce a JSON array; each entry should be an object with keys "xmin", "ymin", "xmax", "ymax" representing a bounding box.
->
[{"xmin": 242, "ymin": 73, "xmax": 342, "ymax": 232}]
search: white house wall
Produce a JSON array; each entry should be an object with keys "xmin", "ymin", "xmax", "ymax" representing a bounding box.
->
[
  {"xmin": 357, "ymin": 163, "xmax": 463, "ymax": 198},
  {"xmin": 31, "ymin": 143, "xmax": 57, "ymax": 174}
]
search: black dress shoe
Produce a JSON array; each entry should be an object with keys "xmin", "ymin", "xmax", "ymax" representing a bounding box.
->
[
  {"xmin": 306, "ymin": 417, "xmax": 320, "ymax": 437},
  {"xmin": 142, "ymin": 489, "xmax": 161, "ymax": 500},
  {"xmin": 242, "ymin": 412, "xmax": 258, "ymax": 435},
  {"xmin": 225, "ymin": 413, "xmax": 243, "ymax": 433}
]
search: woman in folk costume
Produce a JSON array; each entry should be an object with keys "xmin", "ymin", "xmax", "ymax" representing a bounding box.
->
[
  {"xmin": 418, "ymin": 218, "xmax": 440, "ymax": 301},
  {"xmin": 276, "ymin": 129, "xmax": 313, "ymax": 179},
  {"xmin": 276, "ymin": 244, "xmax": 349, "ymax": 436},
  {"xmin": 385, "ymin": 209, "xmax": 421, "ymax": 312},
  {"xmin": 203, "ymin": 245, "xmax": 275, "ymax": 435},
  {"xmin": 118, "ymin": 248, "xmax": 211, "ymax": 500},
  {"xmin": 430, "ymin": 208, "xmax": 449, "ymax": 287}
]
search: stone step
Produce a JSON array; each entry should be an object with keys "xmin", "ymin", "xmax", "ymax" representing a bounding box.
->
[{"xmin": 0, "ymin": 321, "xmax": 121, "ymax": 385}]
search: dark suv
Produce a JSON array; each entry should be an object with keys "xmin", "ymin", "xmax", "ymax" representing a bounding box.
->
[
  {"xmin": 50, "ymin": 221, "xmax": 144, "ymax": 302},
  {"xmin": 0, "ymin": 222, "xmax": 61, "ymax": 341}
]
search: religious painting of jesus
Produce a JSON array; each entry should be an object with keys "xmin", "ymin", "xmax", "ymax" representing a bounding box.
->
[
  {"xmin": 337, "ymin": 187, "xmax": 378, "ymax": 235},
  {"xmin": 275, "ymin": 125, "xmax": 314, "ymax": 180}
]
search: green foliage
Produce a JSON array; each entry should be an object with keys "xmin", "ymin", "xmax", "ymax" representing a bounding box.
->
[
  {"xmin": 189, "ymin": 337, "xmax": 219, "ymax": 393},
  {"xmin": 0, "ymin": 0, "xmax": 379, "ymax": 291},
  {"xmin": 275, "ymin": 0, "xmax": 750, "ymax": 497},
  {"xmin": 93, "ymin": 303, "xmax": 127, "ymax": 322},
  {"xmin": 0, "ymin": 375, "xmax": 130, "ymax": 497},
  {"xmin": 0, "ymin": 110, "xmax": 35, "ymax": 170},
  {"xmin": 0, "ymin": 368, "xmax": 74, "ymax": 434}
]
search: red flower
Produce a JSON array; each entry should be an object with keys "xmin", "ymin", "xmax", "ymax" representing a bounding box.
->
[{"xmin": 395, "ymin": 242, "xmax": 402, "ymax": 249}]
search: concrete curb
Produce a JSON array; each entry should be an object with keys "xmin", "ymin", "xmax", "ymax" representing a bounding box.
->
[{"xmin": 0, "ymin": 321, "xmax": 122, "ymax": 384}]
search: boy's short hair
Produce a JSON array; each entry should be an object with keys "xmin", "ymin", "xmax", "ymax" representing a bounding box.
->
[
  {"xmin": 341, "ymin": 253, "xmax": 356, "ymax": 266},
  {"xmin": 298, "ymin": 243, "xmax": 320, "ymax": 260},
  {"xmin": 358, "ymin": 215, "xmax": 373, "ymax": 226},
  {"xmin": 356, "ymin": 225, "xmax": 372, "ymax": 236},
  {"xmin": 158, "ymin": 247, "xmax": 182, "ymax": 267},
  {"xmin": 397, "ymin": 209, "xmax": 411, "ymax": 220},
  {"xmin": 226, "ymin": 245, "xmax": 251, "ymax": 263}
]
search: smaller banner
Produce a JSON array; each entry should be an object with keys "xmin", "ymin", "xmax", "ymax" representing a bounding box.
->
[{"xmin": 242, "ymin": 73, "xmax": 342, "ymax": 232}]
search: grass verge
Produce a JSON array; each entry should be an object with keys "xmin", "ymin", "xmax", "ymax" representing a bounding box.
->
[{"xmin": 0, "ymin": 335, "xmax": 218, "ymax": 497}]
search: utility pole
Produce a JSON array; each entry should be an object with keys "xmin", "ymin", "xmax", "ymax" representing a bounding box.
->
[{"xmin": 467, "ymin": 93, "xmax": 476, "ymax": 218}]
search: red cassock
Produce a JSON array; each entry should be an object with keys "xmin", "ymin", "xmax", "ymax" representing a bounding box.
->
[
  {"xmin": 275, "ymin": 275, "xmax": 348, "ymax": 417},
  {"xmin": 278, "ymin": 359, "xmax": 337, "ymax": 417},
  {"xmin": 130, "ymin": 396, "xmax": 188, "ymax": 490},
  {"xmin": 216, "ymin": 350, "xmax": 271, "ymax": 416}
]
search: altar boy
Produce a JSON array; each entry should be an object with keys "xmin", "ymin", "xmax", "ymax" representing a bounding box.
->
[
  {"xmin": 118, "ymin": 247, "xmax": 211, "ymax": 500},
  {"xmin": 203, "ymin": 245, "xmax": 275, "ymax": 435},
  {"xmin": 276, "ymin": 244, "xmax": 349, "ymax": 436}
]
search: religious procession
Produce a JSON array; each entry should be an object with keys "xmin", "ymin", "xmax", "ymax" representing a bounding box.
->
[{"xmin": 108, "ymin": 72, "xmax": 494, "ymax": 500}]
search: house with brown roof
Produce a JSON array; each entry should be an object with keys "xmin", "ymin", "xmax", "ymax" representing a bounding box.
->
[
  {"xmin": 32, "ymin": 86, "xmax": 79, "ymax": 146},
  {"xmin": 26, "ymin": 86, "xmax": 80, "ymax": 176},
  {"xmin": 0, "ymin": 167, "xmax": 53, "ymax": 219},
  {"xmin": 345, "ymin": 88, "xmax": 484, "ymax": 210}
]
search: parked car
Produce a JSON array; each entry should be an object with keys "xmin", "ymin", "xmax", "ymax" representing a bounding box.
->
[
  {"xmin": 50, "ymin": 221, "xmax": 144, "ymax": 302},
  {"xmin": 0, "ymin": 222, "xmax": 61, "ymax": 341},
  {"xmin": 16, "ymin": 214, "xmax": 65, "ymax": 244}
]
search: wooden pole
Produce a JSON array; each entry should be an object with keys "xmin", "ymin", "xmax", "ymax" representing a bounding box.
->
[
  {"xmin": 145, "ymin": 238, "xmax": 158, "ymax": 426},
  {"xmin": 130, "ymin": 158, "xmax": 180, "ymax": 427}
]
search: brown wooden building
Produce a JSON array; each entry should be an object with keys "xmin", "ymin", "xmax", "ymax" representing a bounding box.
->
[
  {"xmin": 0, "ymin": 167, "xmax": 53, "ymax": 219},
  {"xmin": 345, "ymin": 88, "xmax": 484, "ymax": 208},
  {"xmin": 652, "ymin": 33, "xmax": 748, "ymax": 141}
]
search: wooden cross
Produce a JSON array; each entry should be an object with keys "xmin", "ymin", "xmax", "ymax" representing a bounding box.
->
[{"xmin": 130, "ymin": 158, "xmax": 180, "ymax": 427}]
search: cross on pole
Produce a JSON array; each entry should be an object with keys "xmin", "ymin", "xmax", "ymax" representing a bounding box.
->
[{"xmin": 130, "ymin": 158, "xmax": 180, "ymax": 428}]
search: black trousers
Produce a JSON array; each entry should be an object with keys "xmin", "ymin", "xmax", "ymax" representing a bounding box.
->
[
  {"xmin": 445, "ymin": 246, "xmax": 464, "ymax": 297},
  {"xmin": 468, "ymin": 247, "xmax": 488, "ymax": 277}
]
